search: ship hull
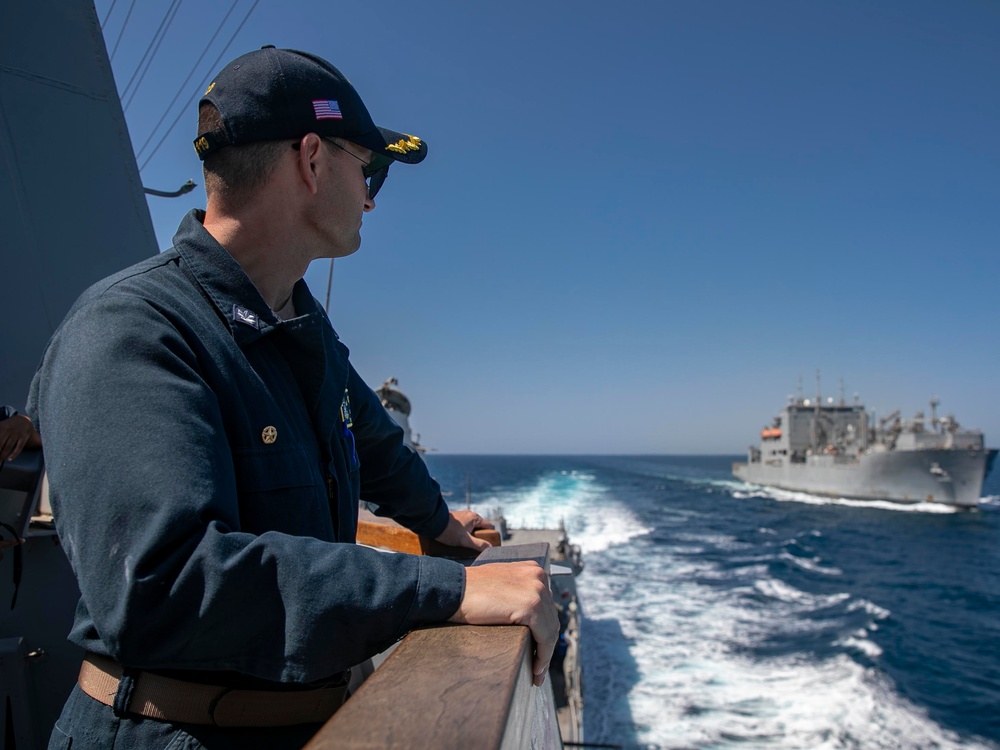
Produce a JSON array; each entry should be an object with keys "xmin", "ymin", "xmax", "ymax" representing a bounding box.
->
[{"xmin": 733, "ymin": 448, "xmax": 997, "ymax": 508}]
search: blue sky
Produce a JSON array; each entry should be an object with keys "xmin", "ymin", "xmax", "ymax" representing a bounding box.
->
[{"xmin": 96, "ymin": 0, "xmax": 1000, "ymax": 454}]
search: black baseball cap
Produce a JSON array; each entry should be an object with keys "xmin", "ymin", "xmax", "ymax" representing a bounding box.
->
[{"xmin": 193, "ymin": 46, "xmax": 427, "ymax": 166}]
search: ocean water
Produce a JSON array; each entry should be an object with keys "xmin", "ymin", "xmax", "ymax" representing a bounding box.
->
[{"xmin": 423, "ymin": 454, "xmax": 1000, "ymax": 750}]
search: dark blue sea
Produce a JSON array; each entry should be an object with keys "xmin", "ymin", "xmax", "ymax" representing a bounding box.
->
[{"xmin": 423, "ymin": 454, "xmax": 1000, "ymax": 750}]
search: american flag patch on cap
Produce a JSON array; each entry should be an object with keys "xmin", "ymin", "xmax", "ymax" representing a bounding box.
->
[{"xmin": 312, "ymin": 99, "xmax": 343, "ymax": 120}]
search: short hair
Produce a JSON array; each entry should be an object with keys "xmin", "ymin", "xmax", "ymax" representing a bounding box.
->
[{"xmin": 199, "ymin": 103, "xmax": 288, "ymax": 208}]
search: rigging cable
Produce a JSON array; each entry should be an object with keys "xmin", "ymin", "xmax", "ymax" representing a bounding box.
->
[
  {"xmin": 122, "ymin": 0, "xmax": 185, "ymax": 113},
  {"xmin": 138, "ymin": 0, "xmax": 260, "ymax": 173},
  {"xmin": 100, "ymin": 0, "xmax": 120, "ymax": 29},
  {"xmin": 108, "ymin": 0, "xmax": 138, "ymax": 63},
  {"xmin": 135, "ymin": 0, "xmax": 241, "ymax": 163},
  {"xmin": 117, "ymin": 0, "xmax": 176, "ymax": 96}
]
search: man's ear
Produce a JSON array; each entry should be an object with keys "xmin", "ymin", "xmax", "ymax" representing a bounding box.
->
[{"xmin": 294, "ymin": 133, "xmax": 325, "ymax": 196}]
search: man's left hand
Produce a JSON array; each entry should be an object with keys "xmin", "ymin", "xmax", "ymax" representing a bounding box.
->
[
  {"xmin": 434, "ymin": 510, "xmax": 495, "ymax": 552},
  {"xmin": 0, "ymin": 414, "xmax": 41, "ymax": 462}
]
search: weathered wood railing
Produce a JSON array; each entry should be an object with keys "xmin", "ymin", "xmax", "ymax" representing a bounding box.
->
[{"xmin": 305, "ymin": 527, "xmax": 563, "ymax": 749}]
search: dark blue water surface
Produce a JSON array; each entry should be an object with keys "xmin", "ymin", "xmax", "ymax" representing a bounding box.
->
[{"xmin": 425, "ymin": 454, "xmax": 1000, "ymax": 750}]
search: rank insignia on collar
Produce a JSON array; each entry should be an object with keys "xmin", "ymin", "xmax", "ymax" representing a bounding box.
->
[
  {"xmin": 340, "ymin": 389, "xmax": 353, "ymax": 428},
  {"xmin": 232, "ymin": 304, "xmax": 261, "ymax": 329}
]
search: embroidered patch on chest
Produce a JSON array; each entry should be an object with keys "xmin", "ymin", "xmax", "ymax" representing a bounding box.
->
[{"xmin": 340, "ymin": 389, "xmax": 353, "ymax": 428}]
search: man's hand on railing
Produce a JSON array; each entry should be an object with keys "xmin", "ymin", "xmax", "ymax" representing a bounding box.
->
[
  {"xmin": 447, "ymin": 560, "xmax": 560, "ymax": 686},
  {"xmin": 0, "ymin": 414, "xmax": 41, "ymax": 463},
  {"xmin": 434, "ymin": 510, "xmax": 495, "ymax": 552}
]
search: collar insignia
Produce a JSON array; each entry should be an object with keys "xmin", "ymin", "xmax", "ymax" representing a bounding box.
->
[{"xmin": 232, "ymin": 304, "xmax": 261, "ymax": 329}]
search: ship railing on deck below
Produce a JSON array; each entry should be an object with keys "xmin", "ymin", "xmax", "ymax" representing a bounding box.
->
[{"xmin": 305, "ymin": 518, "xmax": 565, "ymax": 749}]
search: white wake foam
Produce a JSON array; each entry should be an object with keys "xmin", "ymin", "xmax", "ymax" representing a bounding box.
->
[
  {"xmin": 473, "ymin": 469, "xmax": 651, "ymax": 553},
  {"xmin": 580, "ymin": 527, "xmax": 994, "ymax": 749},
  {"xmin": 466, "ymin": 462, "xmax": 995, "ymax": 749},
  {"xmin": 733, "ymin": 485, "xmax": 962, "ymax": 514}
]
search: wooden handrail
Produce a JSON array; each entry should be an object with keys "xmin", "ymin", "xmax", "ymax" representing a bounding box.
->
[
  {"xmin": 356, "ymin": 509, "xmax": 502, "ymax": 557},
  {"xmin": 305, "ymin": 543, "xmax": 562, "ymax": 749}
]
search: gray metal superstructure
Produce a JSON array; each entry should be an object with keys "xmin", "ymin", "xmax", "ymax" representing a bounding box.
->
[
  {"xmin": 2, "ymin": 2, "xmax": 158, "ymax": 747},
  {"xmin": 375, "ymin": 377, "xmax": 428, "ymax": 456},
  {"xmin": 1, "ymin": 1, "xmax": 157, "ymax": 405},
  {"xmin": 733, "ymin": 391, "xmax": 997, "ymax": 508}
]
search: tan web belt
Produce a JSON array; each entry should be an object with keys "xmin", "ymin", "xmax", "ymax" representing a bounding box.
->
[{"xmin": 78, "ymin": 653, "xmax": 347, "ymax": 727}]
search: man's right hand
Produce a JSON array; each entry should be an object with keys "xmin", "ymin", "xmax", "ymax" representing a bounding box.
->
[{"xmin": 447, "ymin": 561, "xmax": 560, "ymax": 687}]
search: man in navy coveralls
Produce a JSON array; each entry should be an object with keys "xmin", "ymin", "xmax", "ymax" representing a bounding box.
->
[{"xmin": 29, "ymin": 47, "xmax": 557, "ymax": 749}]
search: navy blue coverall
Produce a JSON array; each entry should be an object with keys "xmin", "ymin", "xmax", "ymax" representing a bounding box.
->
[{"xmin": 29, "ymin": 210, "xmax": 465, "ymax": 749}]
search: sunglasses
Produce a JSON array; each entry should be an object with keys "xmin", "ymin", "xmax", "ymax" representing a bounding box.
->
[{"xmin": 292, "ymin": 138, "xmax": 391, "ymax": 199}]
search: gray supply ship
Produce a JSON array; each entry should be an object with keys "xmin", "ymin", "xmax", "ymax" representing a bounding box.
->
[{"xmin": 733, "ymin": 390, "xmax": 997, "ymax": 508}]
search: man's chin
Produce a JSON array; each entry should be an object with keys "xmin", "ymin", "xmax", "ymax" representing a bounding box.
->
[{"xmin": 324, "ymin": 237, "xmax": 362, "ymax": 260}]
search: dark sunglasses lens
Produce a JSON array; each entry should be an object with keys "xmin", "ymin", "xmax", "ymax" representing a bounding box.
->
[
  {"xmin": 363, "ymin": 152, "xmax": 392, "ymax": 177},
  {"xmin": 367, "ymin": 165, "xmax": 389, "ymax": 199}
]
